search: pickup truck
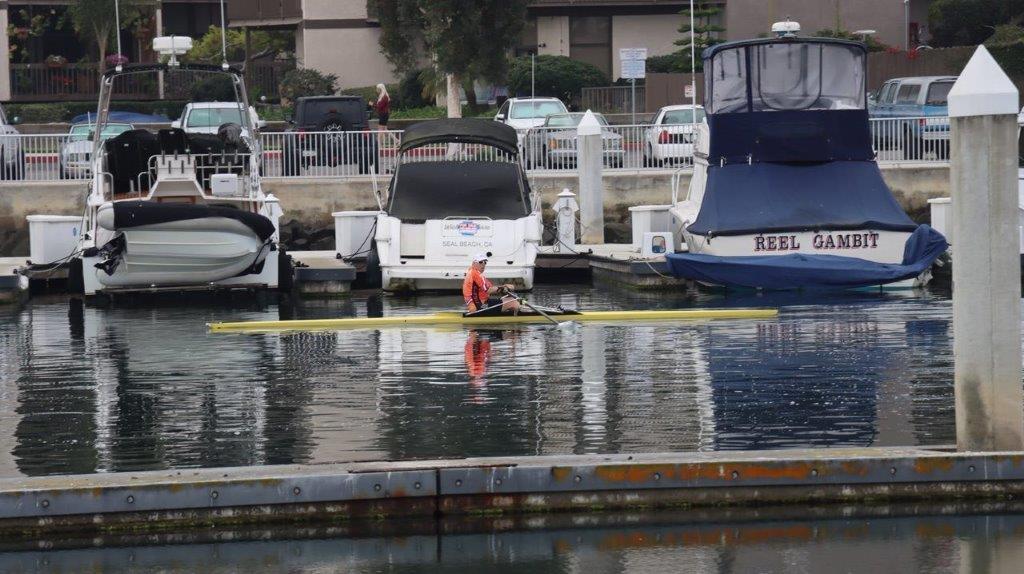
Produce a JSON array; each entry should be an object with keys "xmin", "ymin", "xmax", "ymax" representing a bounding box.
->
[{"xmin": 869, "ymin": 76, "xmax": 955, "ymax": 160}]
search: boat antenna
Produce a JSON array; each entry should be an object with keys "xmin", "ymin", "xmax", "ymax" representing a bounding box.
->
[
  {"xmin": 689, "ymin": 0, "xmax": 696, "ymax": 131},
  {"xmin": 220, "ymin": 0, "xmax": 229, "ymax": 70},
  {"xmin": 114, "ymin": 0, "xmax": 123, "ymax": 72}
]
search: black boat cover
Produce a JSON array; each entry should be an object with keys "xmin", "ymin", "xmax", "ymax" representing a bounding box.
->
[
  {"xmin": 686, "ymin": 161, "xmax": 918, "ymax": 237},
  {"xmin": 111, "ymin": 200, "xmax": 275, "ymax": 242},
  {"xmin": 707, "ymin": 110, "xmax": 874, "ymax": 164},
  {"xmin": 387, "ymin": 161, "xmax": 530, "ymax": 222},
  {"xmin": 400, "ymin": 119, "xmax": 519, "ymax": 155}
]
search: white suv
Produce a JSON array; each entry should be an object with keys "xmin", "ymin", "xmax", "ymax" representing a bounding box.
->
[{"xmin": 494, "ymin": 97, "xmax": 568, "ymax": 131}]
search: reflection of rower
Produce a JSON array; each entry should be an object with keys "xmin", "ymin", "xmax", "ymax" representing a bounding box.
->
[
  {"xmin": 462, "ymin": 252, "xmax": 520, "ymax": 314},
  {"xmin": 464, "ymin": 330, "xmax": 492, "ymax": 381}
]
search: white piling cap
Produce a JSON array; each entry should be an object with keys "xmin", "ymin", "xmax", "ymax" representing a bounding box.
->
[
  {"xmin": 949, "ymin": 45, "xmax": 1019, "ymax": 118},
  {"xmin": 577, "ymin": 110, "xmax": 602, "ymax": 136},
  {"xmin": 557, "ymin": 188, "xmax": 576, "ymax": 198}
]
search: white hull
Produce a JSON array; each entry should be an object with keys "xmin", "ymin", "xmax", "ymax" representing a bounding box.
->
[{"xmin": 382, "ymin": 264, "xmax": 535, "ymax": 292}]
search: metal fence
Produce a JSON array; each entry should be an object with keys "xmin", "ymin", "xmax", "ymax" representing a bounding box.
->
[
  {"xmin": 581, "ymin": 86, "xmax": 647, "ymax": 115},
  {"xmin": 0, "ymin": 117, "xmax": 950, "ymax": 183}
]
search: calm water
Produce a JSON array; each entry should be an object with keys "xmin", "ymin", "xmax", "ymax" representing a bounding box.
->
[
  {"xmin": 2, "ymin": 508, "xmax": 1022, "ymax": 573},
  {"xmin": 0, "ymin": 284, "xmax": 958, "ymax": 478}
]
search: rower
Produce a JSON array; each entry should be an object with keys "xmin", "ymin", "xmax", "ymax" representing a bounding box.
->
[{"xmin": 463, "ymin": 252, "xmax": 520, "ymax": 313}]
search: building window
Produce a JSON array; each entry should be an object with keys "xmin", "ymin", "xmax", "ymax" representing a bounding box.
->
[{"xmin": 570, "ymin": 16, "xmax": 611, "ymax": 78}]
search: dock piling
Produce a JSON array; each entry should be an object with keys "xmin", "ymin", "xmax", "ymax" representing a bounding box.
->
[
  {"xmin": 949, "ymin": 45, "xmax": 1024, "ymax": 451},
  {"xmin": 577, "ymin": 111, "xmax": 605, "ymax": 245}
]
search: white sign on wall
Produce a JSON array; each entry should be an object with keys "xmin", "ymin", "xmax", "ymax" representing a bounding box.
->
[
  {"xmin": 619, "ymin": 47, "xmax": 648, "ymax": 79},
  {"xmin": 684, "ymin": 84, "xmax": 695, "ymax": 98}
]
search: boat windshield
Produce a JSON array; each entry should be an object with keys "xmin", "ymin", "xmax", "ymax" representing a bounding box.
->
[{"xmin": 707, "ymin": 41, "xmax": 865, "ymax": 113}]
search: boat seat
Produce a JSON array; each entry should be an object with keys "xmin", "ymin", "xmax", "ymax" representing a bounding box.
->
[
  {"xmin": 105, "ymin": 129, "xmax": 159, "ymax": 196},
  {"xmin": 158, "ymin": 128, "xmax": 189, "ymax": 155}
]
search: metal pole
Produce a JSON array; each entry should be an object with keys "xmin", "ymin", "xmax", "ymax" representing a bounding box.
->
[
  {"xmin": 630, "ymin": 78, "xmax": 636, "ymax": 124},
  {"xmin": 531, "ymin": 52, "xmax": 535, "ymax": 99},
  {"xmin": 904, "ymin": 0, "xmax": 910, "ymax": 51},
  {"xmin": 690, "ymin": 0, "xmax": 697, "ymax": 129},
  {"xmin": 949, "ymin": 46, "xmax": 1023, "ymax": 451}
]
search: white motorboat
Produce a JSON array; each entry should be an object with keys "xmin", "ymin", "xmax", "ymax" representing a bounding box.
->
[
  {"xmin": 368, "ymin": 119, "xmax": 542, "ymax": 292},
  {"xmin": 73, "ymin": 37, "xmax": 283, "ymax": 295},
  {"xmin": 666, "ymin": 24, "xmax": 947, "ymax": 290}
]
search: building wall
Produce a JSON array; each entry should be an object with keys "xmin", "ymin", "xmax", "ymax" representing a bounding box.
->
[
  {"xmin": 611, "ymin": 14, "xmax": 685, "ymax": 81},
  {"xmin": 302, "ymin": 0, "xmax": 367, "ymax": 20},
  {"xmin": 537, "ymin": 16, "xmax": 570, "ymax": 56},
  {"xmin": 0, "ymin": 9, "xmax": 9, "ymax": 102},
  {"xmin": 299, "ymin": 27, "xmax": 398, "ymax": 89},
  {"xmin": 723, "ymin": 0, "xmax": 909, "ymax": 48}
]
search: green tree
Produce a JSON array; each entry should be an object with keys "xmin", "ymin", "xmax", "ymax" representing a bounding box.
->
[
  {"xmin": 674, "ymin": 2, "xmax": 725, "ymax": 72},
  {"xmin": 68, "ymin": 0, "xmax": 156, "ymax": 73},
  {"xmin": 814, "ymin": 28, "xmax": 890, "ymax": 52},
  {"xmin": 185, "ymin": 25, "xmax": 294, "ymax": 64},
  {"xmin": 507, "ymin": 55, "xmax": 608, "ymax": 105},
  {"xmin": 375, "ymin": 0, "xmax": 528, "ymax": 117},
  {"xmin": 929, "ymin": 0, "xmax": 1024, "ymax": 47}
]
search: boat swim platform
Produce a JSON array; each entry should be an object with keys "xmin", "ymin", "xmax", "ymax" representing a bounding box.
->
[
  {"xmin": 6, "ymin": 445, "xmax": 1024, "ymax": 538},
  {"xmin": 207, "ymin": 307, "xmax": 778, "ymax": 333},
  {"xmin": 538, "ymin": 244, "xmax": 689, "ymax": 289}
]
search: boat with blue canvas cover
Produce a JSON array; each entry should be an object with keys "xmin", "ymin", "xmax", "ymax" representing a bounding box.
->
[{"xmin": 666, "ymin": 23, "xmax": 947, "ymax": 290}]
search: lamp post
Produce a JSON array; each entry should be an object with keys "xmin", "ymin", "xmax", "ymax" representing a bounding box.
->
[{"xmin": 904, "ymin": 0, "xmax": 910, "ymax": 51}]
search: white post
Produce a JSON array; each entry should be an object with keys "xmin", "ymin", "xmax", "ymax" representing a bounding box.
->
[
  {"xmin": 630, "ymin": 78, "xmax": 636, "ymax": 125},
  {"xmin": 577, "ymin": 110, "xmax": 604, "ymax": 245},
  {"xmin": 948, "ymin": 45, "xmax": 1024, "ymax": 451},
  {"xmin": 553, "ymin": 188, "xmax": 579, "ymax": 251}
]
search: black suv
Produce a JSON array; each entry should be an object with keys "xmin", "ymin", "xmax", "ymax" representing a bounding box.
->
[{"xmin": 282, "ymin": 96, "xmax": 378, "ymax": 175}]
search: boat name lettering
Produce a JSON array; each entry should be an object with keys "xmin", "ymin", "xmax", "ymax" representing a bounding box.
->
[
  {"xmin": 442, "ymin": 240, "xmax": 493, "ymax": 248},
  {"xmin": 812, "ymin": 232, "xmax": 879, "ymax": 250},
  {"xmin": 754, "ymin": 235, "xmax": 801, "ymax": 252}
]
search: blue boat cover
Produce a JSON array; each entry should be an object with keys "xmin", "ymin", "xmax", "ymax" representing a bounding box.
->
[
  {"xmin": 71, "ymin": 111, "xmax": 170, "ymax": 125},
  {"xmin": 707, "ymin": 110, "xmax": 873, "ymax": 164},
  {"xmin": 687, "ymin": 161, "xmax": 918, "ymax": 237},
  {"xmin": 665, "ymin": 225, "xmax": 948, "ymax": 289}
]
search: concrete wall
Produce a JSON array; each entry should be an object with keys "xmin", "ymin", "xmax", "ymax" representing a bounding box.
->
[
  {"xmin": 302, "ymin": 0, "xmax": 366, "ymax": 20},
  {"xmin": 0, "ymin": 182, "xmax": 85, "ymax": 256},
  {"xmin": 724, "ymin": 0, "xmax": 911, "ymax": 48},
  {"xmin": 537, "ymin": 16, "xmax": 570, "ymax": 57},
  {"xmin": 0, "ymin": 165, "xmax": 951, "ymax": 256},
  {"xmin": 611, "ymin": 15, "xmax": 686, "ymax": 81}
]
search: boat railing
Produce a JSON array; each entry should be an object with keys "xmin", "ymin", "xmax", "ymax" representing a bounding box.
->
[{"xmin": 0, "ymin": 118, "xmax": 953, "ymax": 183}]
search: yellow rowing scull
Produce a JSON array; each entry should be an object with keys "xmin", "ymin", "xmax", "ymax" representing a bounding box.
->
[{"xmin": 208, "ymin": 308, "xmax": 778, "ymax": 333}]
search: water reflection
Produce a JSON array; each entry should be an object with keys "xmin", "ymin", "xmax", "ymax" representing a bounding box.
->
[
  {"xmin": 0, "ymin": 285, "xmax": 961, "ymax": 477},
  {"xmin": 0, "ymin": 506, "xmax": 1021, "ymax": 573}
]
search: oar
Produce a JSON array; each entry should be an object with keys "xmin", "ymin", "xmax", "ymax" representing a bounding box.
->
[{"xmin": 505, "ymin": 289, "xmax": 561, "ymax": 326}]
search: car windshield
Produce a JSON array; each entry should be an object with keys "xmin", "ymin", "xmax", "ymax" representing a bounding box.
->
[
  {"xmin": 68, "ymin": 123, "xmax": 132, "ymax": 142},
  {"xmin": 926, "ymin": 81, "xmax": 954, "ymax": 106},
  {"xmin": 187, "ymin": 107, "xmax": 244, "ymax": 128},
  {"xmin": 545, "ymin": 113, "xmax": 608, "ymax": 127},
  {"xmin": 511, "ymin": 101, "xmax": 567, "ymax": 119},
  {"xmin": 662, "ymin": 109, "xmax": 706, "ymax": 124}
]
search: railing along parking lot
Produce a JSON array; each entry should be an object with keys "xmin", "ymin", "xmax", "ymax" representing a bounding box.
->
[{"xmin": 0, "ymin": 117, "xmax": 950, "ymax": 183}]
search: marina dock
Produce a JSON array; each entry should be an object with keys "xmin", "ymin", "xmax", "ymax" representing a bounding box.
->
[{"xmin": 2, "ymin": 446, "xmax": 1020, "ymax": 537}]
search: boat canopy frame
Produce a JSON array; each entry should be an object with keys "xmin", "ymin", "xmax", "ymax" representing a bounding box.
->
[
  {"xmin": 399, "ymin": 118, "xmax": 520, "ymax": 156},
  {"xmin": 702, "ymin": 37, "xmax": 868, "ymax": 115}
]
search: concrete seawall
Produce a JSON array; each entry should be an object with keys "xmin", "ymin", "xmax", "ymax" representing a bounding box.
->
[{"xmin": 0, "ymin": 164, "xmax": 950, "ymax": 257}]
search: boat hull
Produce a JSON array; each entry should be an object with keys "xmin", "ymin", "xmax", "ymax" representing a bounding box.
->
[
  {"xmin": 208, "ymin": 308, "xmax": 779, "ymax": 333},
  {"xmin": 83, "ymin": 209, "xmax": 277, "ymax": 294}
]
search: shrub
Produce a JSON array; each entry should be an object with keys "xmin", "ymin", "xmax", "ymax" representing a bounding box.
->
[
  {"xmin": 398, "ymin": 69, "xmax": 430, "ymax": 109},
  {"xmin": 646, "ymin": 52, "xmax": 688, "ymax": 73},
  {"xmin": 280, "ymin": 68, "xmax": 338, "ymax": 102},
  {"xmin": 507, "ymin": 55, "xmax": 609, "ymax": 105}
]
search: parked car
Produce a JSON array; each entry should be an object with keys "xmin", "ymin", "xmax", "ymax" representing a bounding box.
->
[
  {"xmin": 494, "ymin": 97, "xmax": 569, "ymax": 147},
  {"xmin": 869, "ymin": 76, "xmax": 955, "ymax": 160},
  {"xmin": 643, "ymin": 105, "xmax": 705, "ymax": 167},
  {"xmin": 172, "ymin": 102, "xmax": 264, "ymax": 139},
  {"xmin": 281, "ymin": 95, "xmax": 377, "ymax": 176},
  {"xmin": 523, "ymin": 112, "xmax": 624, "ymax": 169},
  {"xmin": 0, "ymin": 104, "xmax": 23, "ymax": 180},
  {"xmin": 59, "ymin": 122, "xmax": 133, "ymax": 178}
]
